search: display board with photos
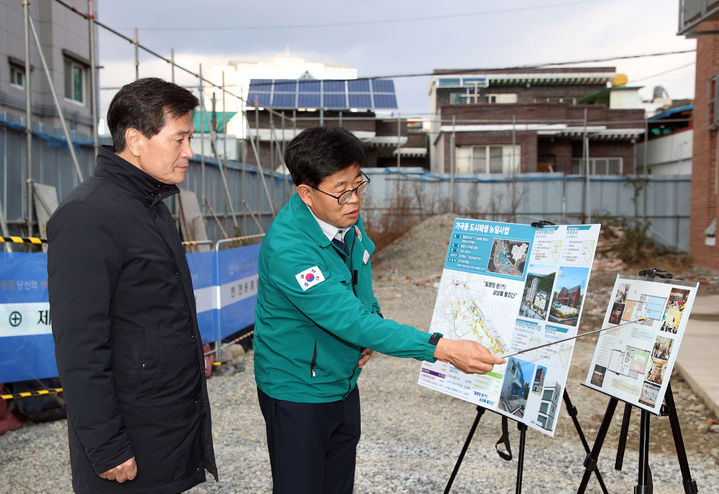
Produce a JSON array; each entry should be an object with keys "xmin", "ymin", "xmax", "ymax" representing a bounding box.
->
[
  {"xmin": 583, "ymin": 274, "xmax": 698, "ymax": 414},
  {"xmin": 418, "ymin": 219, "xmax": 600, "ymax": 436}
]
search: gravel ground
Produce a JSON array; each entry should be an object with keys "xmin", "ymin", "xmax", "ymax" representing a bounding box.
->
[{"xmin": 2, "ymin": 215, "xmax": 719, "ymax": 493}]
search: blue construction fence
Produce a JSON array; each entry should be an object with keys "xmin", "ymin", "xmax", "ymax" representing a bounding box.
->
[{"xmin": 0, "ymin": 241, "xmax": 261, "ymax": 384}]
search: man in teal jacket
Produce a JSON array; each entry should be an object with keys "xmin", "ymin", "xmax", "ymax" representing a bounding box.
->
[{"xmin": 255, "ymin": 126, "xmax": 504, "ymax": 494}]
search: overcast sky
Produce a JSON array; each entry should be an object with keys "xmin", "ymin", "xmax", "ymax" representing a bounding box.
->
[{"xmin": 95, "ymin": 0, "xmax": 696, "ymax": 117}]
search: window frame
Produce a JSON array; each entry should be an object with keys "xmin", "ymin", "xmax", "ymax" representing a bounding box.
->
[
  {"xmin": 708, "ymin": 72, "xmax": 719, "ymax": 130},
  {"xmin": 456, "ymin": 145, "xmax": 520, "ymax": 174},
  {"xmin": 64, "ymin": 57, "xmax": 87, "ymax": 105},
  {"xmin": 9, "ymin": 63, "xmax": 25, "ymax": 89},
  {"xmin": 571, "ymin": 157, "xmax": 623, "ymax": 175}
]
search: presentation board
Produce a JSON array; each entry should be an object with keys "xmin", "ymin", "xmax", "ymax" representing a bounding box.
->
[
  {"xmin": 418, "ymin": 219, "xmax": 600, "ymax": 435},
  {"xmin": 583, "ymin": 274, "xmax": 698, "ymax": 415}
]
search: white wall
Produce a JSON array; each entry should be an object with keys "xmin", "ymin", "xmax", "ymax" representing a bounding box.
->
[{"xmin": 636, "ymin": 130, "xmax": 693, "ymax": 175}]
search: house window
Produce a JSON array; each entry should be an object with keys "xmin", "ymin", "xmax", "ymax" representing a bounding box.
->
[
  {"xmin": 64, "ymin": 58, "xmax": 87, "ymax": 104},
  {"xmin": 485, "ymin": 93, "xmax": 517, "ymax": 104},
  {"xmin": 489, "ymin": 146, "xmax": 503, "ymax": 173},
  {"xmin": 10, "ymin": 63, "xmax": 25, "ymax": 88},
  {"xmin": 571, "ymin": 157, "xmax": 623, "ymax": 175},
  {"xmin": 456, "ymin": 145, "xmax": 520, "ymax": 174},
  {"xmin": 448, "ymin": 85, "xmax": 484, "ymax": 104},
  {"xmin": 534, "ymin": 96, "xmax": 575, "ymax": 104},
  {"xmin": 708, "ymin": 73, "xmax": 719, "ymax": 130}
]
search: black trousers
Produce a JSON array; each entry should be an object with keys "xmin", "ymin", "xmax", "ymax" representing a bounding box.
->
[{"xmin": 257, "ymin": 386, "xmax": 361, "ymax": 494}]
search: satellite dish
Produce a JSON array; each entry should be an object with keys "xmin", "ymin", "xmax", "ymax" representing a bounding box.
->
[
  {"xmin": 653, "ymin": 86, "xmax": 670, "ymax": 100},
  {"xmin": 611, "ymin": 73, "xmax": 628, "ymax": 87}
]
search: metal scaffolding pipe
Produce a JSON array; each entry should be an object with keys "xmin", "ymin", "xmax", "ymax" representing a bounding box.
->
[
  {"xmin": 88, "ymin": 0, "xmax": 99, "ymax": 157},
  {"xmin": 248, "ymin": 131, "xmax": 277, "ymax": 217},
  {"xmin": 199, "ymin": 64, "xmax": 206, "ymax": 202},
  {"xmin": 27, "ymin": 13, "xmax": 84, "ymax": 184},
  {"xmin": 23, "ymin": 0, "xmax": 33, "ymax": 237},
  {"xmin": 222, "ymin": 71, "xmax": 227, "ymax": 160},
  {"xmin": 202, "ymin": 100, "xmax": 238, "ymax": 228},
  {"xmin": 53, "ymin": 0, "xmax": 296, "ymax": 124},
  {"xmin": 133, "ymin": 27, "xmax": 139, "ymax": 80}
]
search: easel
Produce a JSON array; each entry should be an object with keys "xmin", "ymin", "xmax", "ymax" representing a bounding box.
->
[
  {"xmin": 443, "ymin": 220, "xmax": 608, "ymax": 494},
  {"xmin": 443, "ymin": 391, "xmax": 609, "ymax": 494},
  {"xmin": 577, "ymin": 268, "xmax": 698, "ymax": 494}
]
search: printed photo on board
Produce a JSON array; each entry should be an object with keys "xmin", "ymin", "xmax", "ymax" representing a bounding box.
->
[
  {"xmin": 660, "ymin": 288, "xmax": 690, "ymax": 334},
  {"xmin": 498, "ymin": 357, "xmax": 535, "ymax": 419},
  {"xmin": 487, "ymin": 239, "xmax": 530, "ymax": 278},
  {"xmin": 548, "ymin": 266, "xmax": 590, "ymax": 327},
  {"xmin": 519, "ymin": 264, "xmax": 556, "ymax": 321}
]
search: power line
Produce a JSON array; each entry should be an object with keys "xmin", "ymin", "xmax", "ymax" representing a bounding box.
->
[
  {"xmin": 120, "ymin": 0, "xmax": 600, "ymax": 32},
  {"xmin": 361, "ymin": 49, "xmax": 697, "ymax": 81},
  {"xmin": 632, "ymin": 62, "xmax": 696, "ymax": 83}
]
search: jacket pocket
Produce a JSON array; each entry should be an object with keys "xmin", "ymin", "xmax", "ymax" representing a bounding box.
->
[{"xmin": 135, "ymin": 357, "xmax": 159, "ymax": 401}]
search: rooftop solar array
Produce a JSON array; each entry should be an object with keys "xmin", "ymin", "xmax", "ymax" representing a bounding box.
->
[{"xmin": 246, "ymin": 78, "xmax": 398, "ymax": 110}]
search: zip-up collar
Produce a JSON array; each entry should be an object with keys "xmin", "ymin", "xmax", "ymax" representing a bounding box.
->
[{"xmin": 94, "ymin": 145, "xmax": 179, "ymax": 207}]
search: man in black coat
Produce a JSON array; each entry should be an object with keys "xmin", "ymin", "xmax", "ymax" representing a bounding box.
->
[{"xmin": 48, "ymin": 78, "xmax": 217, "ymax": 493}]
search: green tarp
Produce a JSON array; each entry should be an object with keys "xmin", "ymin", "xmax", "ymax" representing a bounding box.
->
[{"xmin": 193, "ymin": 111, "xmax": 237, "ymax": 133}]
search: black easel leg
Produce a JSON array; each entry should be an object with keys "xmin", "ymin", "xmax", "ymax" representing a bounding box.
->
[
  {"xmin": 664, "ymin": 384, "xmax": 698, "ymax": 494},
  {"xmin": 615, "ymin": 403, "xmax": 632, "ymax": 471},
  {"xmin": 444, "ymin": 406, "xmax": 486, "ymax": 494},
  {"xmin": 515, "ymin": 422, "xmax": 527, "ymax": 494},
  {"xmin": 563, "ymin": 391, "xmax": 609, "ymax": 494},
  {"xmin": 635, "ymin": 410, "xmax": 652, "ymax": 494},
  {"xmin": 578, "ymin": 397, "xmax": 618, "ymax": 494}
]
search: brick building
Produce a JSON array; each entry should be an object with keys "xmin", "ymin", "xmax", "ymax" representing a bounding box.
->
[
  {"xmin": 428, "ymin": 68, "xmax": 645, "ymax": 175},
  {"xmin": 679, "ymin": 1, "xmax": 719, "ymax": 269}
]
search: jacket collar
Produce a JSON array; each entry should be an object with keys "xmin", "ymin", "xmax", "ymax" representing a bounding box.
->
[
  {"xmin": 289, "ymin": 193, "xmax": 337, "ymax": 248},
  {"xmin": 307, "ymin": 207, "xmax": 351, "ymax": 243},
  {"xmin": 94, "ymin": 145, "xmax": 179, "ymax": 206}
]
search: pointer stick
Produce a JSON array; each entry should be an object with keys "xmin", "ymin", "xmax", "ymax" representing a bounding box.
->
[{"xmin": 498, "ymin": 318, "xmax": 646, "ymax": 360}]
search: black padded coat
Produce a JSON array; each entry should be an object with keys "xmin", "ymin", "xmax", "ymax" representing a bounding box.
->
[{"xmin": 48, "ymin": 146, "xmax": 217, "ymax": 493}]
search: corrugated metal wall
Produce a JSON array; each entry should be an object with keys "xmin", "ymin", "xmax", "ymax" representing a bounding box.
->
[
  {"xmin": 1, "ymin": 115, "xmax": 691, "ymax": 251},
  {"xmin": 362, "ymin": 168, "xmax": 691, "ymax": 251},
  {"xmin": 0, "ymin": 111, "xmax": 293, "ymax": 241}
]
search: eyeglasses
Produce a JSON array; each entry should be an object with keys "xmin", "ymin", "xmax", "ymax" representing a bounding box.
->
[{"xmin": 310, "ymin": 172, "xmax": 371, "ymax": 205}]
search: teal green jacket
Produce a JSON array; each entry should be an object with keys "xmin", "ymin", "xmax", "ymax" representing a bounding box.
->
[{"xmin": 254, "ymin": 193, "xmax": 437, "ymax": 403}]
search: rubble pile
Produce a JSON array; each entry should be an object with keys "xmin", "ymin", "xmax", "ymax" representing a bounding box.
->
[{"xmin": 592, "ymin": 221, "xmax": 628, "ymax": 271}]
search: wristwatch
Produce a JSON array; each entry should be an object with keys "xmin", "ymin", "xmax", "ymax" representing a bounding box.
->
[{"xmin": 428, "ymin": 332, "xmax": 443, "ymax": 346}]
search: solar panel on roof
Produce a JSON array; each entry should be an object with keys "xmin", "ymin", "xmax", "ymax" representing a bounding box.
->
[
  {"xmin": 249, "ymin": 79, "xmax": 273, "ymax": 91},
  {"xmin": 298, "ymin": 80, "xmax": 321, "ymax": 92},
  {"xmin": 247, "ymin": 92, "xmax": 271, "ymax": 107},
  {"xmin": 274, "ymin": 79, "xmax": 297, "ymax": 93},
  {"xmin": 247, "ymin": 78, "xmax": 398, "ymax": 110},
  {"xmin": 323, "ymin": 93, "xmax": 347, "ymax": 108},
  {"xmin": 298, "ymin": 93, "xmax": 321, "ymax": 108},
  {"xmin": 373, "ymin": 93, "xmax": 398, "ymax": 108},
  {"xmin": 371, "ymin": 79, "xmax": 395, "ymax": 92},
  {"xmin": 348, "ymin": 93, "xmax": 372, "ymax": 109},
  {"xmin": 323, "ymin": 80, "xmax": 345, "ymax": 92},
  {"xmin": 272, "ymin": 93, "xmax": 296, "ymax": 108},
  {"xmin": 348, "ymin": 79, "xmax": 370, "ymax": 92}
]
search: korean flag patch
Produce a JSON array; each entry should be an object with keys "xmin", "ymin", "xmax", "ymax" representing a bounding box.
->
[{"xmin": 295, "ymin": 266, "xmax": 325, "ymax": 291}]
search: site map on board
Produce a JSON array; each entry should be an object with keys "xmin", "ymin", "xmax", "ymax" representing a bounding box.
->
[{"xmin": 418, "ymin": 219, "xmax": 600, "ymax": 436}]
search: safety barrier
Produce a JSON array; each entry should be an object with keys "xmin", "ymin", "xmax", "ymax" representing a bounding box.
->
[
  {"xmin": 0, "ymin": 236, "xmax": 46, "ymax": 245},
  {"xmin": 0, "ymin": 234, "xmax": 263, "ymax": 389}
]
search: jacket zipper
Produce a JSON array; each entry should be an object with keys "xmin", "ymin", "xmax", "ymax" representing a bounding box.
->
[{"xmin": 310, "ymin": 341, "xmax": 317, "ymax": 378}]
